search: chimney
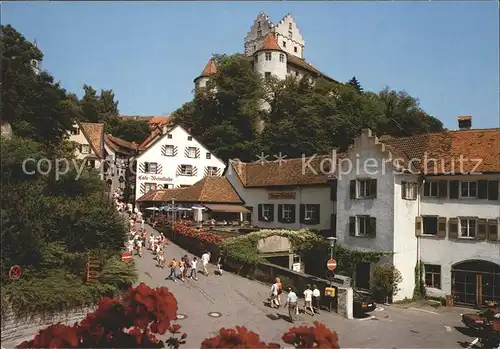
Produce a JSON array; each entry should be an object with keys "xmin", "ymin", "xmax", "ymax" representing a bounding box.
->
[{"xmin": 458, "ymin": 115, "xmax": 472, "ymax": 130}]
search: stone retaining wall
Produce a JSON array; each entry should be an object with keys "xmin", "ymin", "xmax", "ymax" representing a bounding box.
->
[{"xmin": 1, "ymin": 306, "xmax": 95, "ymax": 348}]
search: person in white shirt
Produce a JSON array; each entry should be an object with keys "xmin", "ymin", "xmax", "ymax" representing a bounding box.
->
[
  {"xmin": 127, "ymin": 239, "xmax": 134, "ymax": 254},
  {"xmin": 136, "ymin": 239, "xmax": 142, "ymax": 257},
  {"xmin": 312, "ymin": 284, "xmax": 321, "ymax": 314},
  {"xmin": 303, "ymin": 284, "xmax": 314, "ymax": 315},
  {"xmin": 201, "ymin": 251, "xmax": 210, "ymax": 276},
  {"xmin": 189, "ymin": 257, "xmax": 198, "ymax": 280},
  {"xmin": 285, "ymin": 287, "xmax": 298, "ymax": 323}
]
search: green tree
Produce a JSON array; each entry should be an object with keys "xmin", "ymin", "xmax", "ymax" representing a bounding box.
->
[
  {"xmin": 375, "ymin": 87, "xmax": 444, "ymax": 137},
  {"xmin": 370, "ymin": 263, "xmax": 403, "ymax": 303},
  {"xmin": 347, "ymin": 76, "xmax": 363, "ymax": 93},
  {"xmin": 172, "ymin": 54, "xmax": 263, "ymax": 161},
  {"xmin": 1, "ymin": 25, "xmax": 76, "ymax": 144}
]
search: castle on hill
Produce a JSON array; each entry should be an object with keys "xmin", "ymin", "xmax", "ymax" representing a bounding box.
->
[{"xmin": 194, "ymin": 12, "xmax": 336, "ymax": 90}]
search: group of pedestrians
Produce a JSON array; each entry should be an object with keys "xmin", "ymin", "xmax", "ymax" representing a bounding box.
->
[
  {"xmin": 269, "ymin": 278, "xmax": 322, "ymax": 323},
  {"xmin": 164, "ymin": 250, "xmax": 225, "ymax": 282}
]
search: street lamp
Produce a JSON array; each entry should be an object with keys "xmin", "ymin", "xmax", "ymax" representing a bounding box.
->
[
  {"xmin": 171, "ymin": 198, "xmax": 176, "ymax": 238},
  {"xmin": 327, "ymin": 237, "xmax": 337, "ymax": 260}
]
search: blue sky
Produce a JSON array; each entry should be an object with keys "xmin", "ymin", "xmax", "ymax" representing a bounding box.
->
[{"xmin": 4, "ymin": 2, "xmax": 499, "ymax": 130}]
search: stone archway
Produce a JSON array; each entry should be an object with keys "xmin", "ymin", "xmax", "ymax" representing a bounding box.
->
[{"xmin": 451, "ymin": 260, "xmax": 500, "ymax": 306}]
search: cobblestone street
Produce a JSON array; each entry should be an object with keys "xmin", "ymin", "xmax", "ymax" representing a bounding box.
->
[{"xmin": 135, "ymin": 224, "xmax": 475, "ymax": 348}]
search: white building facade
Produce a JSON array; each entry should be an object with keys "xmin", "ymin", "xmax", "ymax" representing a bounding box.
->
[
  {"xmin": 336, "ymin": 125, "xmax": 500, "ymax": 305},
  {"xmin": 134, "ymin": 125, "xmax": 226, "ymax": 201},
  {"xmin": 225, "ymin": 157, "xmax": 335, "ymax": 232}
]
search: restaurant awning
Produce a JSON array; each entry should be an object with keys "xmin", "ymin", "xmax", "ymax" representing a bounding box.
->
[{"xmin": 203, "ymin": 204, "xmax": 251, "ymax": 213}]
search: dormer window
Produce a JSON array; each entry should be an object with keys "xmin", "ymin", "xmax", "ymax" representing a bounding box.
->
[
  {"xmin": 70, "ymin": 127, "xmax": 79, "ymax": 135},
  {"xmin": 265, "ymin": 52, "xmax": 271, "ymax": 61}
]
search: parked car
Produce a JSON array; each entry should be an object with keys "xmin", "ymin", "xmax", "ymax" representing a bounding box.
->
[
  {"xmin": 462, "ymin": 307, "xmax": 500, "ymax": 330},
  {"xmin": 353, "ymin": 289, "xmax": 376, "ymax": 315}
]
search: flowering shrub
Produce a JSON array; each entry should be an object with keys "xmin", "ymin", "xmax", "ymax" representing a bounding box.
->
[
  {"xmin": 173, "ymin": 223, "xmax": 223, "ymax": 245},
  {"xmin": 200, "ymin": 326, "xmax": 280, "ymax": 348},
  {"xmin": 282, "ymin": 321, "xmax": 340, "ymax": 348},
  {"xmin": 19, "ymin": 283, "xmax": 186, "ymax": 348},
  {"xmin": 20, "ymin": 284, "xmax": 341, "ymax": 349}
]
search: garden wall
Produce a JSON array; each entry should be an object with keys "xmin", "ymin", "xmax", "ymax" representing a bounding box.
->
[
  {"xmin": 162, "ymin": 226, "xmax": 354, "ymax": 319},
  {"xmin": 1, "ymin": 306, "xmax": 95, "ymax": 348}
]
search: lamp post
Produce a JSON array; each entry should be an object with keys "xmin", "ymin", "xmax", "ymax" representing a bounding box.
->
[
  {"xmin": 327, "ymin": 237, "xmax": 337, "ymax": 260},
  {"xmin": 171, "ymin": 198, "xmax": 175, "ymax": 239}
]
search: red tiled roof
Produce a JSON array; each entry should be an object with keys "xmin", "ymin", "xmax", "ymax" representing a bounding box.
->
[
  {"xmin": 257, "ymin": 33, "xmax": 282, "ymax": 52},
  {"xmin": 79, "ymin": 122, "xmax": 104, "ymax": 158},
  {"xmin": 137, "ymin": 177, "xmax": 243, "ymax": 204},
  {"xmin": 199, "ymin": 59, "xmax": 217, "ymax": 77},
  {"xmin": 148, "ymin": 116, "xmax": 172, "ymax": 126},
  {"xmin": 229, "ymin": 155, "xmax": 340, "ymax": 188},
  {"xmin": 139, "ymin": 128, "xmax": 162, "ymax": 149},
  {"xmin": 381, "ymin": 128, "xmax": 500, "ymax": 174}
]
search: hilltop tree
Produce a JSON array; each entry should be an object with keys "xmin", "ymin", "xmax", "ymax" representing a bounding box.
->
[
  {"xmin": 375, "ymin": 87, "xmax": 443, "ymax": 137},
  {"xmin": 347, "ymin": 76, "xmax": 363, "ymax": 94},
  {"xmin": 172, "ymin": 54, "xmax": 263, "ymax": 161},
  {"xmin": 0, "ymin": 25, "xmax": 76, "ymax": 144}
]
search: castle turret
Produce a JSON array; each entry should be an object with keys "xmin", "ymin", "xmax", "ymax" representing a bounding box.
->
[
  {"xmin": 194, "ymin": 58, "xmax": 217, "ymax": 90},
  {"xmin": 253, "ymin": 33, "xmax": 287, "ymax": 80}
]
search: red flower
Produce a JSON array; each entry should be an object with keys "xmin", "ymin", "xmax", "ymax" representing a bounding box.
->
[
  {"xmin": 282, "ymin": 321, "xmax": 340, "ymax": 348},
  {"xmin": 201, "ymin": 326, "xmax": 279, "ymax": 349}
]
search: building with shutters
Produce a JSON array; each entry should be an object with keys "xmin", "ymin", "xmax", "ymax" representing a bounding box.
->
[
  {"xmin": 133, "ymin": 124, "xmax": 225, "ymax": 201},
  {"xmin": 335, "ymin": 119, "xmax": 500, "ymax": 304},
  {"xmin": 224, "ymin": 156, "xmax": 335, "ymax": 232}
]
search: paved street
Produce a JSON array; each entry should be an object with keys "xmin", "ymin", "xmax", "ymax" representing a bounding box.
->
[{"xmin": 135, "ymin": 224, "xmax": 477, "ymax": 348}]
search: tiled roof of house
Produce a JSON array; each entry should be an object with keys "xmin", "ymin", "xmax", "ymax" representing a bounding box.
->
[
  {"xmin": 286, "ymin": 55, "xmax": 336, "ymax": 82},
  {"xmin": 229, "ymin": 155, "xmax": 339, "ymax": 187},
  {"xmin": 199, "ymin": 59, "xmax": 217, "ymax": 78},
  {"xmin": 104, "ymin": 134, "xmax": 141, "ymax": 154},
  {"xmin": 257, "ymin": 33, "xmax": 283, "ymax": 52},
  {"xmin": 140, "ymin": 128, "xmax": 162, "ymax": 149},
  {"xmin": 80, "ymin": 122, "xmax": 104, "ymax": 158},
  {"xmin": 137, "ymin": 176, "xmax": 243, "ymax": 204},
  {"xmin": 381, "ymin": 128, "xmax": 500, "ymax": 174},
  {"xmin": 120, "ymin": 115, "xmax": 154, "ymax": 121},
  {"xmin": 148, "ymin": 116, "xmax": 171, "ymax": 126}
]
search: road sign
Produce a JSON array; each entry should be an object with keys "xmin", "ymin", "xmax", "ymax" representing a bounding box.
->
[
  {"xmin": 8, "ymin": 265, "xmax": 23, "ymax": 280},
  {"xmin": 327, "ymin": 259, "xmax": 337, "ymax": 271},
  {"xmin": 122, "ymin": 251, "xmax": 133, "ymax": 263}
]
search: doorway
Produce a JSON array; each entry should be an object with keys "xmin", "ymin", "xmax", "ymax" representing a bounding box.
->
[
  {"xmin": 452, "ymin": 260, "xmax": 500, "ymax": 307},
  {"xmin": 355, "ymin": 262, "xmax": 371, "ymax": 290}
]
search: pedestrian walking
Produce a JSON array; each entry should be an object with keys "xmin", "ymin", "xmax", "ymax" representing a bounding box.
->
[
  {"xmin": 285, "ymin": 287, "xmax": 298, "ymax": 323},
  {"xmin": 179, "ymin": 258, "xmax": 186, "ymax": 282},
  {"xmin": 136, "ymin": 238, "xmax": 143, "ymax": 257},
  {"xmin": 216, "ymin": 253, "xmax": 224, "ymax": 275},
  {"xmin": 189, "ymin": 257, "xmax": 198, "ymax": 280},
  {"xmin": 312, "ymin": 284, "xmax": 321, "ymax": 314},
  {"xmin": 303, "ymin": 284, "xmax": 314, "ymax": 315},
  {"xmin": 166, "ymin": 258, "xmax": 178, "ymax": 282},
  {"xmin": 201, "ymin": 251, "xmax": 210, "ymax": 276},
  {"xmin": 269, "ymin": 278, "xmax": 279, "ymax": 309},
  {"xmin": 184, "ymin": 254, "xmax": 191, "ymax": 278},
  {"xmin": 276, "ymin": 277, "xmax": 283, "ymax": 307},
  {"xmin": 157, "ymin": 248, "xmax": 165, "ymax": 268}
]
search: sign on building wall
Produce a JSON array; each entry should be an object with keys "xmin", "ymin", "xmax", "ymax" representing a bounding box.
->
[
  {"xmin": 138, "ymin": 175, "xmax": 173, "ymax": 182},
  {"xmin": 268, "ymin": 192, "xmax": 296, "ymax": 200}
]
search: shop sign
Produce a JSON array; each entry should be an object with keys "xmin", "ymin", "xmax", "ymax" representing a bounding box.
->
[
  {"xmin": 138, "ymin": 175, "xmax": 173, "ymax": 182},
  {"xmin": 268, "ymin": 192, "xmax": 296, "ymax": 200}
]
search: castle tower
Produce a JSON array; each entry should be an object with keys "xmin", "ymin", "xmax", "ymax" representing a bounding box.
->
[
  {"xmin": 253, "ymin": 33, "xmax": 287, "ymax": 80},
  {"xmin": 194, "ymin": 58, "xmax": 217, "ymax": 90},
  {"xmin": 273, "ymin": 13, "xmax": 305, "ymax": 59}
]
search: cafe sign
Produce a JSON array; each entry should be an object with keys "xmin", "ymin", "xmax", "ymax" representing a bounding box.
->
[
  {"xmin": 268, "ymin": 192, "xmax": 296, "ymax": 200},
  {"xmin": 138, "ymin": 175, "xmax": 173, "ymax": 182}
]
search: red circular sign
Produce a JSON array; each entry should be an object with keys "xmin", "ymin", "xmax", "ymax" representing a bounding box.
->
[
  {"xmin": 9, "ymin": 265, "xmax": 23, "ymax": 280},
  {"xmin": 121, "ymin": 252, "xmax": 133, "ymax": 263},
  {"xmin": 327, "ymin": 259, "xmax": 337, "ymax": 271}
]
